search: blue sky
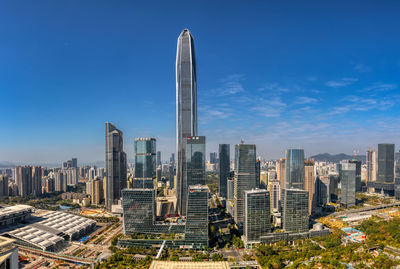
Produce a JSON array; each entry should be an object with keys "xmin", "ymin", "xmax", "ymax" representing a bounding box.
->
[{"xmin": 1, "ymin": 0, "xmax": 400, "ymax": 164}]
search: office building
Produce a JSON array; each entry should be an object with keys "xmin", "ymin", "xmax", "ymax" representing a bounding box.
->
[
  {"xmin": 267, "ymin": 180, "xmax": 280, "ymax": 212},
  {"xmin": 317, "ymin": 176, "xmax": 330, "ymax": 205},
  {"xmin": 349, "ymin": 159, "xmax": 362, "ymax": 192},
  {"xmin": 340, "ymin": 163, "xmax": 356, "ymax": 208},
  {"xmin": 256, "ymin": 159, "xmax": 261, "ymax": 188},
  {"xmin": 244, "ymin": 189, "xmax": 271, "ymax": 244},
  {"xmin": 227, "ymin": 178, "xmax": 234, "ymax": 200},
  {"xmin": 218, "ymin": 144, "xmax": 230, "ymax": 197},
  {"xmin": 170, "ymin": 153, "xmax": 175, "ymax": 165},
  {"xmin": 304, "ymin": 161, "xmax": 315, "ymax": 215},
  {"xmin": 233, "ymin": 143, "xmax": 257, "ymax": 225},
  {"xmin": 329, "ymin": 175, "xmax": 339, "ymax": 202},
  {"xmin": 122, "ymin": 189, "xmax": 156, "ymax": 234},
  {"xmin": 276, "ymin": 159, "xmax": 285, "ymax": 190},
  {"xmin": 210, "ymin": 152, "xmax": 218, "ymax": 164},
  {"xmin": 285, "ymin": 149, "xmax": 305, "ymax": 189},
  {"xmin": 105, "ymin": 122, "xmax": 127, "ymax": 211},
  {"xmin": 180, "ymin": 136, "xmax": 205, "ymax": 216},
  {"xmin": 366, "ymin": 149, "xmax": 377, "ymax": 183},
  {"xmin": 134, "ymin": 138, "xmax": 156, "ymax": 189},
  {"xmin": 156, "ymin": 151, "xmax": 162, "ymax": 167},
  {"xmin": 185, "ymin": 185, "xmax": 208, "ymax": 249},
  {"xmin": 282, "ymin": 189, "xmax": 309, "ymax": 232},
  {"xmin": 0, "ymin": 175, "xmax": 9, "ymax": 197},
  {"xmin": 395, "ymin": 151, "xmax": 400, "ymax": 199},
  {"xmin": 176, "ymin": 29, "xmax": 198, "ymax": 216},
  {"xmin": 169, "ymin": 164, "xmax": 175, "ymax": 189},
  {"xmin": 71, "ymin": 158, "xmax": 78, "ymax": 168},
  {"xmin": 378, "ymin": 144, "xmax": 395, "ymax": 183},
  {"xmin": 260, "ymin": 171, "xmax": 268, "ymax": 188}
]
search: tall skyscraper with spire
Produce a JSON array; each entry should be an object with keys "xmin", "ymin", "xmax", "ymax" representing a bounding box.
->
[
  {"xmin": 176, "ymin": 29, "xmax": 198, "ymax": 216},
  {"xmin": 105, "ymin": 122, "xmax": 127, "ymax": 211}
]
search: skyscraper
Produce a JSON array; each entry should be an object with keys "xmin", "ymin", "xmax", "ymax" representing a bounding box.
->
[
  {"xmin": 244, "ymin": 189, "xmax": 271, "ymax": 245},
  {"xmin": 366, "ymin": 149, "xmax": 377, "ymax": 183},
  {"xmin": 185, "ymin": 185, "xmax": 208, "ymax": 249},
  {"xmin": 105, "ymin": 122, "xmax": 127, "ymax": 211},
  {"xmin": 281, "ymin": 189, "xmax": 309, "ymax": 232},
  {"xmin": 180, "ymin": 136, "xmax": 205, "ymax": 215},
  {"xmin": 210, "ymin": 152, "xmax": 218, "ymax": 164},
  {"xmin": 219, "ymin": 144, "xmax": 230, "ymax": 197},
  {"xmin": 276, "ymin": 158, "xmax": 286, "ymax": 190},
  {"xmin": 134, "ymin": 138, "xmax": 156, "ymax": 189},
  {"xmin": 71, "ymin": 158, "xmax": 78, "ymax": 168},
  {"xmin": 176, "ymin": 29, "xmax": 198, "ymax": 216},
  {"xmin": 340, "ymin": 163, "xmax": 356, "ymax": 207},
  {"xmin": 15, "ymin": 166, "xmax": 32, "ymax": 197},
  {"xmin": 285, "ymin": 149, "xmax": 305, "ymax": 189},
  {"xmin": 304, "ymin": 161, "xmax": 315, "ymax": 215},
  {"xmin": 122, "ymin": 188, "xmax": 156, "ymax": 234},
  {"xmin": 233, "ymin": 143, "xmax": 257, "ymax": 225},
  {"xmin": 377, "ymin": 143, "xmax": 395, "ymax": 183},
  {"xmin": 156, "ymin": 151, "xmax": 162, "ymax": 166},
  {"xmin": 0, "ymin": 175, "xmax": 9, "ymax": 197},
  {"xmin": 349, "ymin": 159, "xmax": 362, "ymax": 192},
  {"xmin": 267, "ymin": 180, "xmax": 280, "ymax": 212},
  {"xmin": 32, "ymin": 166, "xmax": 42, "ymax": 196}
]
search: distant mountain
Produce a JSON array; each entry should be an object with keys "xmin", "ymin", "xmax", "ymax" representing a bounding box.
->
[{"xmin": 309, "ymin": 153, "xmax": 366, "ymax": 163}]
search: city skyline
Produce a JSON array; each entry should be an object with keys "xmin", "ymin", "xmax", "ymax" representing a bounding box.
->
[{"xmin": 2, "ymin": 1, "xmax": 400, "ymax": 163}]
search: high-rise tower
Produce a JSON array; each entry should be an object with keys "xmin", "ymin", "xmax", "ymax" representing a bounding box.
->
[
  {"xmin": 285, "ymin": 149, "xmax": 305, "ymax": 189},
  {"xmin": 105, "ymin": 122, "xmax": 127, "ymax": 211},
  {"xmin": 176, "ymin": 29, "xmax": 198, "ymax": 216}
]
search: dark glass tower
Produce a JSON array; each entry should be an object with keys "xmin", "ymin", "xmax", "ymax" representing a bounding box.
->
[
  {"xmin": 340, "ymin": 163, "xmax": 356, "ymax": 207},
  {"xmin": 134, "ymin": 138, "xmax": 156, "ymax": 189},
  {"xmin": 185, "ymin": 185, "xmax": 208, "ymax": 249},
  {"xmin": 282, "ymin": 188, "xmax": 309, "ymax": 232},
  {"xmin": 233, "ymin": 143, "xmax": 257, "ymax": 225},
  {"xmin": 218, "ymin": 144, "xmax": 230, "ymax": 197},
  {"xmin": 349, "ymin": 159, "xmax": 362, "ymax": 192},
  {"xmin": 181, "ymin": 136, "xmax": 205, "ymax": 215},
  {"xmin": 244, "ymin": 189, "xmax": 271, "ymax": 244},
  {"xmin": 377, "ymin": 143, "xmax": 395, "ymax": 183},
  {"xmin": 105, "ymin": 122, "xmax": 127, "ymax": 211},
  {"xmin": 176, "ymin": 29, "xmax": 198, "ymax": 216},
  {"xmin": 285, "ymin": 149, "xmax": 305, "ymax": 189}
]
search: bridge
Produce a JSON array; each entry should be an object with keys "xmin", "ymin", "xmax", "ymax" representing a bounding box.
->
[{"xmin": 18, "ymin": 245, "xmax": 97, "ymax": 266}]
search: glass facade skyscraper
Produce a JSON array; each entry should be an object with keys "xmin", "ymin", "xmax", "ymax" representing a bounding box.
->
[
  {"xmin": 185, "ymin": 185, "xmax": 208, "ymax": 249},
  {"xmin": 244, "ymin": 189, "xmax": 271, "ymax": 244},
  {"xmin": 181, "ymin": 136, "xmax": 205, "ymax": 216},
  {"xmin": 377, "ymin": 143, "xmax": 395, "ymax": 183},
  {"xmin": 233, "ymin": 143, "xmax": 257, "ymax": 225},
  {"xmin": 285, "ymin": 149, "xmax": 305, "ymax": 190},
  {"xmin": 218, "ymin": 144, "xmax": 230, "ymax": 197},
  {"xmin": 176, "ymin": 29, "xmax": 198, "ymax": 216},
  {"xmin": 282, "ymin": 189, "xmax": 309, "ymax": 232},
  {"xmin": 134, "ymin": 138, "xmax": 156, "ymax": 189},
  {"xmin": 340, "ymin": 162, "xmax": 356, "ymax": 208},
  {"xmin": 122, "ymin": 188, "xmax": 156, "ymax": 234},
  {"xmin": 349, "ymin": 159, "xmax": 362, "ymax": 192},
  {"xmin": 105, "ymin": 122, "xmax": 127, "ymax": 211}
]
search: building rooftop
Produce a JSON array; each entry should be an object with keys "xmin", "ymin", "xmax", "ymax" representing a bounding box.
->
[{"xmin": 0, "ymin": 205, "xmax": 33, "ymax": 218}]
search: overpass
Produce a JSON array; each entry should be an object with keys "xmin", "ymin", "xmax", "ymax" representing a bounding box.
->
[{"xmin": 18, "ymin": 245, "xmax": 97, "ymax": 266}]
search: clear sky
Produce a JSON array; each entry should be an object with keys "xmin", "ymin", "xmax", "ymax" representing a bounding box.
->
[{"xmin": 1, "ymin": 0, "xmax": 400, "ymax": 164}]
